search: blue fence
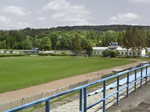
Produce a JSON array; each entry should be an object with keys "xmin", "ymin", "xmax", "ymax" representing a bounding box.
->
[{"xmin": 5, "ymin": 64, "xmax": 150, "ymax": 112}]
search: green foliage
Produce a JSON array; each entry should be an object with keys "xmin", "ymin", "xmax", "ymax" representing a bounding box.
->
[
  {"xmin": 103, "ymin": 50, "xmax": 118, "ymax": 57},
  {"xmin": 110, "ymin": 50, "xmax": 118, "ymax": 57},
  {"xmin": 103, "ymin": 50, "xmax": 110, "ymax": 57},
  {"xmin": 38, "ymin": 53, "xmax": 61, "ymax": 56},
  {"xmin": 61, "ymin": 52, "xmax": 67, "ymax": 56},
  {"xmin": 101, "ymin": 30, "xmax": 119, "ymax": 47},
  {"xmin": 41, "ymin": 37, "xmax": 51, "ymax": 50},
  {"xmin": 72, "ymin": 33, "xmax": 82, "ymax": 52},
  {"xmin": 0, "ymin": 54, "xmax": 29, "ymax": 57},
  {"xmin": 0, "ymin": 25, "xmax": 150, "ymax": 52},
  {"xmin": 38, "ymin": 53, "xmax": 50, "ymax": 56},
  {"xmin": 122, "ymin": 26, "xmax": 146, "ymax": 57},
  {"xmin": 0, "ymin": 56, "xmax": 135, "ymax": 93}
]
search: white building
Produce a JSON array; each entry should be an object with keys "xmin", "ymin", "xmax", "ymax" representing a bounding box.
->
[
  {"xmin": 93, "ymin": 42, "xmax": 146, "ymax": 57},
  {"xmin": 147, "ymin": 48, "xmax": 150, "ymax": 52}
]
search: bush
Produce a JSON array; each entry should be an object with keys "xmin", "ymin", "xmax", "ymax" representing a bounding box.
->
[
  {"xmin": 103, "ymin": 50, "xmax": 110, "ymax": 57},
  {"xmin": 110, "ymin": 51, "xmax": 118, "ymax": 57},
  {"xmin": 103, "ymin": 50, "xmax": 118, "ymax": 57},
  {"xmin": 61, "ymin": 52, "xmax": 67, "ymax": 56},
  {"xmin": 0, "ymin": 54, "xmax": 29, "ymax": 57},
  {"xmin": 50, "ymin": 53, "xmax": 61, "ymax": 56},
  {"xmin": 38, "ymin": 53, "xmax": 50, "ymax": 56},
  {"xmin": 39, "ymin": 53, "xmax": 61, "ymax": 56}
]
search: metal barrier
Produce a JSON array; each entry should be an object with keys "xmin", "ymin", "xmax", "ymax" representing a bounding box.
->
[{"xmin": 5, "ymin": 64, "xmax": 150, "ymax": 112}]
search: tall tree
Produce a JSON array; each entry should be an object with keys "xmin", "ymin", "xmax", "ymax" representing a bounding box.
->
[
  {"xmin": 136, "ymin": 27, "xmax": 146, "ymax": 56},
  {"xmin": 72, "ymin": 33, "xmax": 82, "ymax": 54},
  {"xmin": 122, "ymin": 27, "xmax": 132, "ymax": 57},
  {"xmin": 41, "ymin": 37, "xmax": 51, "ymax": 50}
]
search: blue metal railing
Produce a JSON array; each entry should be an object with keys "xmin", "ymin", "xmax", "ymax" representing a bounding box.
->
[{"xmin": 5, "ymin": 64, "xmax": 150, "ymax": 112}]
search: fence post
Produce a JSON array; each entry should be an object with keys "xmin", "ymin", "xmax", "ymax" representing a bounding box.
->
[
  {"xmin": 117, "ymin": 76, "xmax": 120, "ymax": 105},
  {"xmin": 146, "ymin": 66, "xmax": 148, "ymax": 85},
  {"xmin": 103, "ymin": 81, "xmax": 106, "ymax": 112},
  {"xmin": 45, "ymin": 100, "xmax": 50, "ymax": 112},
  {"xmin": 22, "ymin": 98, "xmax": 24, "ymax": 105},
  {"xmin": 140, "ymin": 68, "xmax": 143, "ymax": 88},
  {"xmin": 79, "ymin": 89, "xmax": 83, "ymax": 112},
  {"xmin": 84, "ymin": 88, "xmax": 87, "ymax": 112},
  {"xmin": 126, "ymin": 72, "xmax": 129, "ymax": 98},
  {"xmin": 134, "ymin": 70, "xmax": 137, "ymax": 92}
]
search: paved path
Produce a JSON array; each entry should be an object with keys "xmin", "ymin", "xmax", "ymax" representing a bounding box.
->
[
  {"xmin": 107, "ymin": 81, "xmax": 150, "ymax": 112},
  {"xmin": 0, "ymin": 60, "xmax": 142, "ymax": 104}
]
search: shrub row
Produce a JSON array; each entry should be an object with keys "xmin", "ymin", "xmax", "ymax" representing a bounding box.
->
[
  {"xmin": 0, "ymin": 54, "xmax": 29, "ymax": 57},
  {"xmin": 39, "ymin": 52, "xmax": 68, "ymax": 56}
]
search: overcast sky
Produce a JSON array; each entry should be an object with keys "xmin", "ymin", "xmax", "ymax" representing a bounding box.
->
[{"xmin": 0, "ymin": 0, "xmax": 150, "ymax": 30}]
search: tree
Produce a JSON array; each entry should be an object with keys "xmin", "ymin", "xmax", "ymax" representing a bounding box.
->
[
  {"xmin": 122, "ymin": 27, "xmax": 132, "ymax": 57},
  {"xmin": 117, "ymin": 32, "xmax": 124, "ymax": 46},
  {"xmin": 33, "ymin": 38, "xmax": 41, "ymax": 48},
  {"xmin": 22, "ymin": 38, "xmax": 33, "ymax": 49},
  {"xmin": 130, "ymin": 27, "xmax": 138, "ymax": 57},
  {"xmin": 146, "ymin": 31, "xmax": 150, "ymax": 47},
  {"xmin": 84, "ymin": 40, "xmax": 93, "ymax": 56},
  {"xmin": 72, "ymin": 33, "xmax": 82, "ymax": 54},
  {"xmin": 41, "ymin": 37, "xmax": 51, "ymax": 50},
  {"xmin": 136, "ymin": 27, "xmax": 146, "ymax": 56}
]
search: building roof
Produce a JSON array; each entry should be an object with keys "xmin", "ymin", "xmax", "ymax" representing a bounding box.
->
[
  {"xmin": 93, "ymin": 47, "xmax": 108, "ymax": 50},
  {"xmin": 116, "ymin": 46, "xmax": 126, "ymax": 50}
]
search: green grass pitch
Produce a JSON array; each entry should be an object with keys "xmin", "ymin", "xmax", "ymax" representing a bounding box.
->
[{"xmin": 0, "ymin": 56, "xmax": 135, "ymax": 93}]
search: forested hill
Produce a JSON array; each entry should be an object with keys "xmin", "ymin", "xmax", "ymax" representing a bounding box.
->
[
  {"xmin": 46, "ymin": 25, "xmax": 150, "ymax": 32},
  {"xmin": 15, "ymin": 25, "xmax": 150, "ymax": 33},
  {"xmin": 0, "ymin": 25, "xmax": 150, "ymax": 51}
]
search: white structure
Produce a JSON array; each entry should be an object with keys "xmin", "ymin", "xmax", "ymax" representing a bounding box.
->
[
  {"xmin": 93, "ymin": 42, "xmax": 146, "ymax": 57},
  {"xmin": 92, "ymin": 47, "xmax": 108, "ymax": 55},
  {"xmin": 147, "ymin": 48, "xmax": 150, "ymax": 52}
]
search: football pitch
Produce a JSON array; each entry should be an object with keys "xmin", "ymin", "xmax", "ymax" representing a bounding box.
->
[{"xmin": 0, "ymin": 56, "xmax": 136, "ymax": 93}]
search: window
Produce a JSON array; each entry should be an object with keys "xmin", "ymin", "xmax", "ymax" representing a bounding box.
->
[{"xmin": 122, "ymin": 52, "xmax": 124, "ymax": 55}]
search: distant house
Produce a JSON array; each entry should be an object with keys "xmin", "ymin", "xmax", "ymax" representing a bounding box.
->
[
  {"xmin": 93, "ymin": 42, "xmax": 146, "ymax": 57},
  {"xmin": 93, "ymin": 47, "xmax": 108, "ymax": 55}
]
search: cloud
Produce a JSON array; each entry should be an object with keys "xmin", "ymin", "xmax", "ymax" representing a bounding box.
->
[
  {"xmin": 0, "ymin": 16, "xmax": 30, "ymax": 30},
  {"xmin": 17, "ymin": 22, "xmax": 30, "ymax": 28},
  {"xmin": 3, "ymin": 6, "xmax": 31, "ymax": 16},
  {"xmin": 36, "ymin": 17, "xmax": 46, "ymax": 21},
  {"xmin": 43, "ymin": 0, "xmax": 70, "ymax": 11},
  {"xmin": 43, "ymin": 0, "xmax": 90, "ymax": 26},
  {"xmin": 109, "ymin": 13, "xmax": 141, "ymax": 24},
  {"xmin": 0, "ymin": 16, "xmax": 12, "ymax": 29},
  {"xmin": 0, "ymin": 16, "xmax": 11, "ymax": 23},
  {"xmin": 128, "ymin": 0, "xmax": 150, "ymax": 3},
  {"xmin": 8, "ymin": 22, "xmax": 30, "ymax": 29}
]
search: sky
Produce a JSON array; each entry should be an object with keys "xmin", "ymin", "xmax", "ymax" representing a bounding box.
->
[{"xmin": 0, "ymin": 0, "xmax": 150, "ymax": 30}]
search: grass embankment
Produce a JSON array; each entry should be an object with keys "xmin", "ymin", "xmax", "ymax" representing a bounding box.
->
[{"xmin": 0, "ymin": 56, "xmax": 136, "ymax": 93}]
